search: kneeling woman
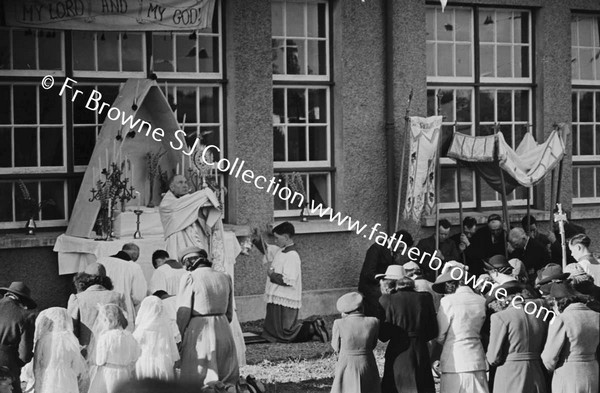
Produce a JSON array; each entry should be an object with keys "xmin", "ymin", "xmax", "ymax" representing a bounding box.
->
[{"xmin": 176, "ymin": 247, "xmax": 239, "ymax": 387}]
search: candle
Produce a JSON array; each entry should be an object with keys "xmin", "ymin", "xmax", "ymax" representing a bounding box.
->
[
  {"xmin": 176, "ymin": 163, "xmax": 180, "ymax": 175},
  {"xmin": 98, "ymin": 156, "xmax": 101, "ymax": 172},
  {"xmin": 181, "ymin": 153, "xmax": 185, "ymax": 174},
  {"xmin": 118, "ymin": 142, "xmax": 123, "ymax": 164},
  {"xmin": 135, "ymin": 191, "xmax": 141, "ymax": 210},
  {"xmin": 112, "ymin": 140, "xmax": 116, "ymax": 163},
  {"xmin": 105, "ymin": 149, "xmax": 109, "ymax": 168},
  {"xmin": 131, "ymin": 161, "xmax": 134, "ymax": 184},
  {"xmin": 107, "ymin": 199, "xmax": 112, "ymax": 213},
  {"xmin": 135, "ymin": 81, "xmax": 139, "ymax": 104},
  {"xmin": 93, "ymin": 167, "xmax": 97, "ymax": 184}
]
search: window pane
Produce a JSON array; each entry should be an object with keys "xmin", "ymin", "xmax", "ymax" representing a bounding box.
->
[
  {"xmin": 497, "ymin": 91, "xmax": 512, "ymax": 121},
  {"xmin": 199, "ymin": 87, "xmax": 219, "ymax": 124},
  {"xmin": 308, "ymin": 173, "xmax": 328, "ymax": 207},
  {"xmin": 440, "ymin": 167, "xmax": 456, "ymax": 203},
  {"xmin": 273, "ymin": 175, "xmax": 288, "ymax": 210},
  {"xmin": 480, "ymin": 44, "xmax": 494, "ymax": 77},
  {"xmin": 273, "ymin": 127, "xmax": 285, "ymax": 161},
  {"xmin": 580, "ymin": 125, "xmax": 594, "ymax": 155},
  {"xmin": 496, "ymin": 11, "xmax": 512, "ymax": 43},
  {"xmin": 580, "ymin": 92, "xmax": 594, "ymax": 122},
  {"xmin": 272, "ymin": 2, "xmax": 284, "ymax": 36},
  {"xmin": 515, "ymin": 124, "xmax": 528, "ymax": 147},
  {"xmin": 96, "ymin": 85, "xmax": 119, "ymax": 124},
  {"xmin": 0, "ymin": 182, "xmax": 12, "ymax": 222},
  {"xmin": 287, "ymin": 40, "xmax": 304, "ymax": 74},
  {"xmin": 579, "ymin": 17, "xmax": 594, "ymax": 47},
  {"xmin": 497, "ymin": 45, "xmax": 512, "ymax": 77},
  {"xmin": 596, "ymin": 168, "xmax": 600, "ymax": 197},
  {"xmin": 121, "ymin": 33, "xmax": 144, "ymax": 72},
  {"xmin": 40, "ymin": 181, "xmax": 65, "ymax": 220},
  {"xmin": 0, "ymin": 31, "xmax": 9, "ymax": 70},
  {"xmin": 426, "ymin": 9, "xmax": 435, "ymax": 40},
  {"xmin": 73, "ymin": 86, "xmax": 96, "ymax": 124},
  {"xmin": 14, "ymin": 86, "xmax": 36, "ymax": 124},
  {"xmin": 200, "ymin": 126, "xmax": 219, "ymax": 147},
  {"xmin": 97, "ymin": 32, "xmax": 119, "ymax": 71},
  {"xmin": 580, "ymin": 48, "xmax": 594, "ymax": 80},
  {"xmin": 573, "ymin": 167, "xmax": 580, "ymax": 197},
  {"xmin": 307, "ymin": 3, "xmax": 326, "ymax": 38},
  {"xmin": 0, "ymin": 128, "xmax": 11, "ymax": 167},
  {"xmin": 287, "ymin": 127, "xmax": 306, "ymax": 161},
  {"xmin": 309, "ymin": 126, "xmax": 327, "ymax": 161},
  {"xmin": 0, "ymin": 86, "xmax": 11, "ymax": 124},
  {"xmin": 40, "ymin": 127, "xmax": 63, "ymax": 166},
  {"xmin": 436, "ymin": 10, "xmax": 453, "ymax": 41},
  {"xmin": 286, "ymin": 2, "xmax": 305, "ymax": 37},
  {"xmin": 198, "ymin": 36, "xmax": 219, "ymax": 73},
  {"xmin": 177, "ymin": 87, "xmax": 197, "ymax": 124},
  {"xmin": 307, "ymin": 40, "xmax": 326, "ymax": 75},
  {"xmin": 73, "ymin": 126, "xmax": 97, "ymax": 166},
  {"xmin": 153, "ymin": 34, "xmax": 175, "ymax": 72},
  {"xmin": 580, "ymin": 167, "xmax": 595, "ymax": 197},
  {"xmin": 480, "ymin": 12, "xmax": 495, "ymax": 42},
  {"xmin": 272, "ymin": 39, "xmax": 285, "ymax": 75},
  {"xmin": 12, "ymin": 30, "xmax": 36, "ymax": 70},
  {"xmin": 514, "ymin": 12, "xmax": 529, "ymax": 44},
  {"xmin": 287, "ymin": 89, "xmax": 306, "ymax": 123},
  {"xmin": 573, "ymin": 126, "xmax": 579, "ymax": 155},
  {"xmin": 38, "ymin": 33, "xmax": 62, "ymax": 70},
  {"xmin": 514, "ymin": 90, "xmax": 529, "ymax": 121},
  {"xmin": 439, "ymin": 89, "xmax": 454, "ymax": 122},
  {"xmin": 176, "ymin": 34, "xmax": 196, "ymax": 72},
  {"xmin": 514, "ymin": 45, "xmax": 529, "ymax": 78},
  {"xmin": 273, "ymin": 88, "xmax": 285, "ymax": 118},
  {"xmin": 480, "ymin": 90, "xmax": 495, "ymax": 122},
  {"xmin": 455, "ymin": 9, "xmax": 471, "ymax": 41},
  {"xmin": 14, "ymin": 127, "xmax": 37, "ymax": 167},
  {"xmin": 427, "ymin": 43, "xmax": 435, "ymax": 76},
  {"xmin": 40, "ymin": 87, "xmax": 62, "ymax": 124},
  {"xmin": 572, "ymin": 92, "xmax": 578, "ymax": 122},
  {"xmin": 456, "ymin": 44, "xmax": 471, "ymax": 77},
  {"xmin": 308, "ymin": 89, "xmax": 327, "ymax": 123},
  {"xmin": 72, "ymin": 31, "xmax": 95, "ymax": 70},
  {"xmin": 437, "ymin": 44, "xmax": 453, "ymax": 76},
  {"xmin": 596, "ymin": 125, "xmax": 600, "ymax": 156},
  {"xmin": 427, "ymin": 89, "xmax": 436, "ymax": 116}
]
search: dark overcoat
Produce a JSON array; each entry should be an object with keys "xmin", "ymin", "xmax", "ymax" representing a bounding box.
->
[
  {"xmin": 379, "ymin": 289, "xmax": 438, "ymax": 393},
  {"xmin": 0, "ymin": 297, "xmax": 35, "ymax": 393}
]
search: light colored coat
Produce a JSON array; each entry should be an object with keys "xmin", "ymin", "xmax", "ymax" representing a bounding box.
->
[
  {"xmin": 149, "ymin": 263, "xmax": 185, "ymax": 296},
  {"xmin": 437, "ymin": 286, "xmax": 487, "ymax": 373},
  {"xmin": 541, "ymin": 303, "xmax": 600, "ymax": 393},
  {"xmin": 486, "ymin": 299, "xmax": 549, "ymax": 393}
]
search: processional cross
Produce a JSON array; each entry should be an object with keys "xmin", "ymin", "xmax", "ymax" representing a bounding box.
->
[{"xmin": 554, "ymin": 203, "xmax": 568, "ymax": 269}]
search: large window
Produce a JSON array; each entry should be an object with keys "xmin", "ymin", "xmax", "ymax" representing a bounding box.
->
[
  {"xmin": 272, "ymin": 0, "xmax": 332, "ymax": 217},
  {"xmin": 572, "ymin": 15, "xmax": 600, "ymax": 203},
  {"xmin": 426, "ymin": 6, "xmax": 533, "ymax": 209},
  {"xmin": 0, "ymin": 2, "xmax": 223, "ymax": 229}
]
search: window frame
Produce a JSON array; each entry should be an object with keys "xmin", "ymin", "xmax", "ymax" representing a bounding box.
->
[{"xmin": 426, "ymin": 4, "xmax": 534, "ymax": 211}]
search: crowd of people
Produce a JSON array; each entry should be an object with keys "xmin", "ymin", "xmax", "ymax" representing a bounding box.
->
[
  {"xmin": 346, "ymin": 213, "xmax": 600, "ymax": 393},
  {"xmin": 1, "ymin": 211, "xmax": 600, "ymax": 393}
]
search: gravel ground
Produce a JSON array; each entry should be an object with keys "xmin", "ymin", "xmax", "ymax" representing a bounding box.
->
[{"xmin": 240, "ymin": 315, "xmax": 440, "ymax": 393}]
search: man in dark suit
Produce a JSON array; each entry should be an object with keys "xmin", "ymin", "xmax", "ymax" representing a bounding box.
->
[
  {"xmin": 508, "ymin": 227, "xmax": 550, "ymax": 285},
  {"xmin": 416, "ymin": 219, "xmax": 460, "ymax": 282},
  {"xmin": 358, "ymin": 230, "xmax": 413, "ymax": 319},
  {"xmin": 0, "ymin": 282, "xmax": 36, "ymax": 393},
  {"xmin": 450, "ymin": 216, "xmax": 480, "ymax": 276},
  {"xmin": 469, "ymin": 214, "xmax": 507, "ymax": 273}
]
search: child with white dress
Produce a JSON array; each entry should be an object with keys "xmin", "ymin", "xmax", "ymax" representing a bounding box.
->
[
  {"xmin": 133, "ymin": 296, "xmax": 180, "ymax": 380},
  {"xmin": 32, "ymin": 307, "xmax": 87, "ymax": 393},
  {"xmin": 88, "ymin": 304, "xmax": 141, "ymax": 393}
]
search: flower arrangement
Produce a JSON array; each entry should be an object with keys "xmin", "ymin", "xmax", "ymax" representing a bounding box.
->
[
  {"xmin": 145, "ymin": 150, "xmax": 166, "ymax": 207},
  {"xmin": 17, "ymin": 180, "xmax": 55, "ymax": 219}
]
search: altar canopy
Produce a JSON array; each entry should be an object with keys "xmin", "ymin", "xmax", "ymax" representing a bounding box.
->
[{"xmin": 447, "ymin": 130, "xmax": 565, "ymax": 194}]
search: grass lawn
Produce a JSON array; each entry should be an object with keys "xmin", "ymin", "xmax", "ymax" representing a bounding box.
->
[{"xmin": 240, "ymin": 315, "xmax": 440, "ymax": 393}]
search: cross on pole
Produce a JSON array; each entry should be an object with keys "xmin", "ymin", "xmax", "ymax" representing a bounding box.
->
[{"xmin": 554, "ymin": 203, "xmax": 568, "ymax": 269}]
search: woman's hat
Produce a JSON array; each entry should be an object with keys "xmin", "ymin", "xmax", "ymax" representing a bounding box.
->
[
  {"xmin": 536, "ymin": 263, "xmax": 569, "ymax": 286},
  {"xmin": 375, "ymin": 265, "xmax": 406, "ymax": 280},
  {"xmin": 336, "ymin": 292, "xmax": 363, "ymax": 314},
  {"xmin": 564, "ymin": 263, "xmax": 587, "ymax": 278},
  {"xmin": 548, "ymin": 282, "xmax": 581, "ymax": 299},
  {"xmin": 0, "ymin": 281, "xmax": 37, "ymax": 309},
  {"xmin": 177, "ymin": 246, "xmax": 207, "ymax": 262},
  {"xmin": 432, "ymin": 266, "xmax": 465, "ymax": 294},
  {"xmin": 84, "ymin": 262, "xmax": 106, "ymax": 277},
  {"xmin": 483, "ymin": 255, "xmax": 512, "ymax": 271}
]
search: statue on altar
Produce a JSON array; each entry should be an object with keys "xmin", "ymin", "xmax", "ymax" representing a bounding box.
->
[{"xmin": 158, "ymin": 175, "xmax": 225, "ymax": 271}]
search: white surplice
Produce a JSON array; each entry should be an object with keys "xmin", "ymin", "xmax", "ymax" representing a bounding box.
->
[
  {"xmin": 149, "ymin": 263, "xmax": 186, "ymax": 296},
  {"xmin": 96, "ymin": 256, "xmax": 147, "ymax": 331}
]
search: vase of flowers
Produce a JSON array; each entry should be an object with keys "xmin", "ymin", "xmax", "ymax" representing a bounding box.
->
[{"xmin": 17, "ymin": 180, "xmax": 55, "ymax": 235}]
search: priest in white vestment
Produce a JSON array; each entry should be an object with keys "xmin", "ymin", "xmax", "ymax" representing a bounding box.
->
[
  {"xmin": 158, "ymin": 175, "xmax": 222, "ymax": 259},
  {"xmin": 96, "ymin": 243, "xmax": 147, "ymax": 331},
  {"xmin": 158, "ymin": 174, "xmax": 247, "ymax": 365}
]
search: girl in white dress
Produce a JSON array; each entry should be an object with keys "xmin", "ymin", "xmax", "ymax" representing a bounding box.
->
[
  {"xmin": 88, "ymin": 304, "xmax": 141, "ymax": 393},
  {"xmin": 33, "ymin": 307, "xmax": 87, "ymax": 393},
  {"xmin": 133, "ymin": 296, "xmax": 179, "ymax": 380}
]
